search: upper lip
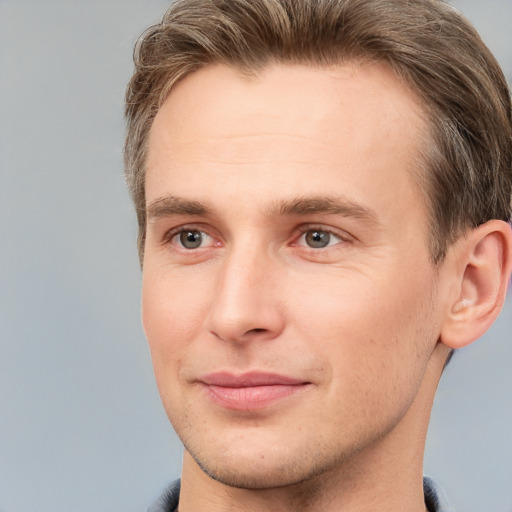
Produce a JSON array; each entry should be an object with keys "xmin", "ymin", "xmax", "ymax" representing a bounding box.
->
[{"xmin": 199, "ymin": 371, "xmax": 308, "ymax": 387}]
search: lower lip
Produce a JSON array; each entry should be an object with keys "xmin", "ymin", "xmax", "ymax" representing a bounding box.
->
[{"xmin": 203, "ymin": 384, "xmax": 308, "ymax": 411}]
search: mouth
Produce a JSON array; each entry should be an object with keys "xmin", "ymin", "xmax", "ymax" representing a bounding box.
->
[{"xmin": 198, "ymin": 371, "xmax": 311, "ymax": 411}]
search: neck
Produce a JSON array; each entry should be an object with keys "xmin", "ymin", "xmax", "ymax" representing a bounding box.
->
[{"xmin": 178, "ymin": 344, "xmax": 449, "ymax": 512}]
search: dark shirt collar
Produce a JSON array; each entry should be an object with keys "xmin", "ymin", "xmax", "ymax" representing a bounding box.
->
[{"xmin": 149, "ymin": 476, "xmax": 453, "ymax": 512}]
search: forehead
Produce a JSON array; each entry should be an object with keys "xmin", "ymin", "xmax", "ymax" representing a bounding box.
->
[{"xmin": 146, "ymin": 62, "xmax": 428, "ymax": 219}]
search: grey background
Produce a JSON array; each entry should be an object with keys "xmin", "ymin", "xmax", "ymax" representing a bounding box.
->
[{"xmin": 0, "ymin": 1, "xmax": 510, "ymax": 511}]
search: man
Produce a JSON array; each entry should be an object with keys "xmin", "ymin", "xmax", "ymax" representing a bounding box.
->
[{"xmin": 124, "ymin": 0, "xmax": 512, "ymax": 511}]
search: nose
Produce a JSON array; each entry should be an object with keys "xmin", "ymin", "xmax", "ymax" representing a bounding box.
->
[{"xmin": 204, "ymin": 244, "xmax": 286, "ymax": 344}]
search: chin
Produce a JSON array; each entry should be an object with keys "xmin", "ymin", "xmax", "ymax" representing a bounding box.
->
[
  {"xmin": 199, "ymin": 464, "xmax": 292, "ymax": 490},
  {"xmin": 184, "ymin": 437, "xmax": 347, "ymax": 491},
  {"xmin": 193, "ymin": 455, "xmax": 315, "ymax": 489}
]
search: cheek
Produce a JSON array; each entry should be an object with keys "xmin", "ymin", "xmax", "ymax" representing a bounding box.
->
[
  {"xmin": 292, "ymin": 266, "xmax": 438, "ymax": 379},
  {"xmin": 141, "ymin": 270, "xmax": 207, "ymax": 380},
  {"xmin": 299, "ymin": 277, "xmax": 437, "ymax": 433},
  {"xmin": 141, "ymin": 274, "xmax": 206, "ymax": 426}
]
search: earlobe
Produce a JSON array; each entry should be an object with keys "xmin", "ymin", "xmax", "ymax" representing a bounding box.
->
[{"xmin": 440, "ymin": 220, "xmax": 512, "ymax": 350}]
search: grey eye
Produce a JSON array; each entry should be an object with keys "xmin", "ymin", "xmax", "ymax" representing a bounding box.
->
[
  {"xmin": 305, "ymin": 230, "xmax": 331, "ymax": 248},
  {"xmin": 179, "ymin": 230, "xmax": 203, "ymax": 249}
]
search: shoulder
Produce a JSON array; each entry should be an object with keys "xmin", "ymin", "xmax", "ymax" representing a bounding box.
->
[
  {"xmin": 147, "ymin": 477, "xmax": 452, "ymax": 511},
  {"xmin": 147, "ymin": 479, "xmax": 181, "ymax": 512},
  {"xmin": 423, "ymin": 476, "xmax": 454, "ymax": 512}
]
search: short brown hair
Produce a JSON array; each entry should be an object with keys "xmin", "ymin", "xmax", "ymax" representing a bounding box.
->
[{"xmin": 125, "ymin": 0, "xmax": 512, "ymax": 263}]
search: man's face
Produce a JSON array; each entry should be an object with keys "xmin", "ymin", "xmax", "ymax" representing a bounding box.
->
[{"xmin": 142, "ymin": 63, "xmax": 447, "ymax": 488}]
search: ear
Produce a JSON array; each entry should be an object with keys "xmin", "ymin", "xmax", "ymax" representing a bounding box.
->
[{"xmin": 440, "ymin": 220, "xmax": 512, "ymax": 349}]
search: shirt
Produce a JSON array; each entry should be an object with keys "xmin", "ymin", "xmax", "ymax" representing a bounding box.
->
[{"xmin": 148, "ymin": 476, "xmax": 453, "ymax": 512}]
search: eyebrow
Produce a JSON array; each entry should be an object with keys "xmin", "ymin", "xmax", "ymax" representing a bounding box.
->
[
  {"xmin": 146, "ymin": 194, "xmax": 379, "ymax": 226},
  {"xmin": 146, "ymin": 196, "xmax": 211, "ymax": 220},
  {"xmin": 274, "ymin": 196, "xmax": 379, "ymax": 225}
]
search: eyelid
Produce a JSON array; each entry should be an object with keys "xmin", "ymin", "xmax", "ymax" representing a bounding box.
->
[
  {"xmin": 163, "ymin": 223, "xmax": 219, "ymax": 249},
  {"xmin": 159, "ymin": 222, "xmax": 352, "ymax": 251},
  {"xmin": 292, "ymin": 225, "xmax": 352, "ymax": 247}
]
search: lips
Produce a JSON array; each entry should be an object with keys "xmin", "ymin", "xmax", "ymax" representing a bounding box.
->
[{"xmin": 199, "ymin": 371, "xmax": 310, "ymax": 411}]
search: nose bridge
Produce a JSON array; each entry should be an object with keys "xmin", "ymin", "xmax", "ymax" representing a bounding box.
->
[{"xmin": 205, "ymin": 238, "xmax": 284, "ymax": 343}]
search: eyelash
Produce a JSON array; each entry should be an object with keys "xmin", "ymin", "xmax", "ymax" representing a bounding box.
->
[
  {"xmin": 293, "ymin": 225, "xmax": 350, "ymax": 249},
  {"xmin": 163, "ymin": 224, "xmax": 351, "ymax": 252},
  {"xmin": 164, "ymin": 224, "xmax": 218, "ymax": 250}
]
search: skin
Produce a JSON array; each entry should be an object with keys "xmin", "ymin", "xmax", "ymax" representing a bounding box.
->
[{"xmin": 141, "ymin": 63, "xmax": 486, "ymax": 511}]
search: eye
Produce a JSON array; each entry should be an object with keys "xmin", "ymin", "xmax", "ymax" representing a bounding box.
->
[
  {"xmin": 299, "ymin": 229, "xmax": 344, "ymax": 249},
  {"xmin": 172, "ymin": 229, "xmax": 214, "ymax": 249}
]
